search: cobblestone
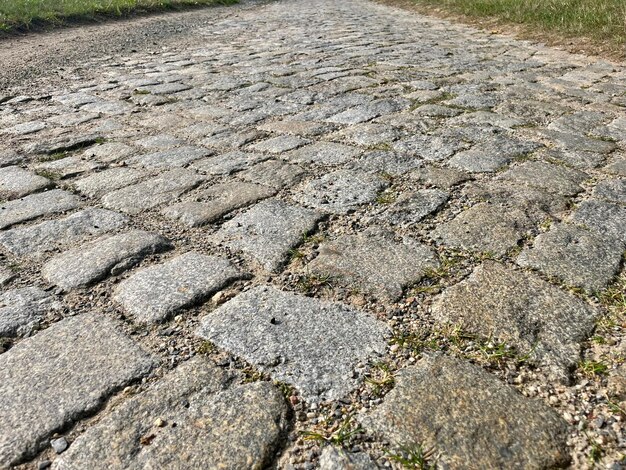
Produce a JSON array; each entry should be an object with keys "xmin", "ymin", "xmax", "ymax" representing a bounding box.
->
[
  {"xmin": 114, "ymin": 252, "xmax": 245, "ymax": 324},
  {"xmin": 2, "ymin": 0, "xmax": 626, "ymax": 467},
  {"xmin": 197, "ymin": 286, "xmax": 388, "ymax": 402},
  {"xmin": 0, "ymin": 313, "xmax": 155, "ymax": 466},
  {"xmin": 42, "ymin": 230, "xmax": 172, "ymax": 289}
]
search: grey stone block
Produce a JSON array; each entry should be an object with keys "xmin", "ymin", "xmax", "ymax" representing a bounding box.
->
[
  {"xmin": 294, "ymin": 169, "xmax": 388, "ymax": 214},
  {"xmin": 431, "ymin": 261, "xmax": 598, "ymax": 377},
  {"xmin": 42, "ymin": 230, "xmax": 172, "ymax": 289},
  {"xmin": 197, "ymin": 286, "xmax": 388, "ymax": 402},
  {"xmin": 362, "ymin": 355, "xmax": 570, "ymax": 469},
  {"xmin": 0, "ymin": 166, "xmax": 52, "ymax": 200},
  {"xmin": 0, "ymin": 313, "xmax": 155, "ymax": 466},
  {"xmin": 0, "ymin": 208, "xmax": 129, "ymax": 257},
  {"xmin": 517, "ymin": 223, "xmax": 623, "ymax": 293},
  {"xmin": 0, "ymin": 190, "xmax": 82, "ymax": 230},
  {"xmin": 162, "ymin": 181, "xmax": 275, "ymax": 227},
  {"xmin": 214, "ymin": 199, "xmax": 321, "ymax": 272},
  {"xmin": 102, "ymin": 169, "xmax": 204, "ymax": 214},
  {"xmin": 0, "ymin": 287, "xmax": 56, "ymax": 337},
  {"xmin": 52, "ymin": 359, "xmax": 288, "ymax": 470},
  {"xmin": 114, "ymin": 252, "xmax": 245, "ymax": 324},
  {"xmin": 309, "ymin": 231, "xmax": 439, "ymax": 300}
]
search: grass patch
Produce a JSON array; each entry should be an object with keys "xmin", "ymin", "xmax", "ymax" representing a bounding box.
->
[
  {"xmin": 0, "ymin": 0, "xmax": 237, "ymax": 31},
  {"xmin": 384, "ymin": 0, "xmax": 626, "ymax": 59},
  {"xmin": 578, "ymin": 359, "xmax": 609, "ymax": 377},
  {"xmin": 301, "ymin": 415, "xmax": 362, "ymax": 446},
  {"xmin": 387, "ymin": 443, "xmax": 438, "ymax": 470}
]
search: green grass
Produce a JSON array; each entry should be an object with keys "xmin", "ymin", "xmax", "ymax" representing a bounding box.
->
[
  {"xmin": 405, "ymin": 0, "xmax": 626, "ymax": 57},
  {"xmin": 0, "ymin": 0, "xmax": 237, "ymax": 31}
]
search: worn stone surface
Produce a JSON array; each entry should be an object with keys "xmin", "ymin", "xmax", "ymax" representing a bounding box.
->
[
  {"xmin": 162, "ymin": 181, "xmax": 275, "ymax": 227},
  {"xmin": 0, "ymin": 287, "xmax": 56, "ymax": 337},
  {"xmin": 383, "ymin": 189, "xmax": 448, "ymax": 226},
  {"xmin": 73, "ymin": 167, "xmax": 148, "ymax": 198},
  {"xmin": 0, "ymin": 208, "xmax": 129, "ymax": 257},
  {"xmin": 214, "ymin": 199, "xmax": 321, "ymax": 272},
  {"xmin": 309, "ymin": 231, "xmax": 438, "ymax": 300},
  {"xmin": 237, "ymin": 159, "xmax": 306, "ymax": 189},
  {"xmin": 52, "ymin": 358, "xmax": 288, "ymax": 470},
  {"xmin": 496, "ymin": 160, "xmax": 588, "ymax": 197},
  {"xmin": 593, "ymin": 178, "xmax": 626, "ymax": 203},
  {"xmin": 431, "ymin": 203, "xmax": 532, "ymax": 255},
  {"xmin": 410, "ymin": 165, "xmax": 470, "ymax": 189},
  {"xmin": 295, "ymin": 169, "xmax": 387, "ymax": 214},
  {"xmin": 103, "ymin": 168, "xmax": 204, "ymax": 214},
  {"xmin": 0, "ymin": 189, "xmax": 81, "ymax": 230},
  {"xmin": 448, "ymin": 136, "xmax": 539, "ymax": 173},
  {"xmin": 0, "ymin": 166, "xmax": 51, "ymax": 200},
  {"xmin": 362, "ymin": 355, "xmax": 570, "ymax": 469},
  {"xmin": 432, "ymin": 262, "xmax": 597, "ymax": 377},
  {"xmin": 0, "ymin": 313, "xmax": 155, "ymax": 466},
  {"xmin": 517, "ymin": 223, "xmax": 623, "ymax": 293},
  {"xmin": 128, "ymin": 146, "xmax": 211, "ymax": 169},
  {"xmin": 570, "ymin": 199, "xmax": 626, "ymax": 245},
  {"xmin": 82, "ymin": 142, "xmax": 136, "ymax": 162},
  {"xmin": 198, "ymin": 286, "xmax": 388, "ymax": 402},
  {"xmin": 249, "ymin": 135, "xmax": 310, "ymax": 154},
  {"xmin": 114, "ymin": 252, "xmax": 244, "ymax": 324},
  {"xmin": 191, "ymin": 151, "xmax": 269, "ymax": 175},
  {"xmin": 3, "ymin": 0, "xmax": 626, "ymax": 466},
  {"xmin": 284, "ymin": 142, "xmax": 360, "ymax": 166},
  {"xmin": 34, "ymin": 156, "xmax": 102, "ymax": 179},
  {"xmin": 42, "ymin": 230, "xmax": 171, "ymax": 289}
]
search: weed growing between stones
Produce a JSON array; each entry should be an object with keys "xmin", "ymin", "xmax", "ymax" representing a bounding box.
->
[
  {"xmin": 301, "ymin": 414, "xmax": 362, "ymax": 447},
  {"xmin": 386, "ymin": 443, "xmax": 438, "ymax": 470}
]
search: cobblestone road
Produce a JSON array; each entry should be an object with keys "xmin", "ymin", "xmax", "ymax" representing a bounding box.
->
[{"xmin": 1, "ymin": 0, "xmax": 625, "ymax": 468}]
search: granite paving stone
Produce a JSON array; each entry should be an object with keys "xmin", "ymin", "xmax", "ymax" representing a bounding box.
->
[
  {"xmin": 33, "ymin": 156, "xmax": 103, "ymax": 179},
  {"xmin": 214, "ymin": 199, "xmax": 321, "ymax": 272},
  {"xmin": 0, "ymin": 208, "xmax": 129, "ymax": 257},
  {"xmin": 51, "ymin": 358, "xmax": 288, "ymax": 470},
  {"xmin": 517, "ymin": 223, "xmax": 623, "ymax": 293},
  {"xmin": 249, "ymin": 135, "xmax": 310, "ymax": 154},
  {"xmin": 114, "ymin": 252, "xmax": 245, "ymax": 324},
  {"xmin": 0, "ymin": 313, "xmax": 155, "ymax": 466},
  {"xmin": 82, "ymin": 142, "xmax": 136, "ymax": 163},
  {"xmin": 283, "ymin": 142, "xmax": 360, "ymax": 166},
  {"xmin": 42, "ymin": 230, "xmax": 172, "ymax": 289},
  {"xmin": 431, "ymin": 203, "xmax": 533, "ymax": 255},
  {"xmin": 257, "ymin": 120, "xmax": 333, "ymax": 137},
  {"xmin": 162, "ymin": 181, "xmax": 275, "ymax": 227},
  {"xmin": 4, "ymin": 0, "xmax": 626, "ymax": 466},
  {"xmin": 592, "ymin": 178, "xmax": 626, "ymax": 203},
  {"xmin": 102, "ymin": 168, "xmax": 204, "ymax": 214},
  {"xmin": 0, "ymin": 166, "xmax": 52, "ymax": 200},
  {"xmin": 191, "ymin": 151, "xmax": 269, "ymax": 175},
  {"xmin": 362, "ymin": 354, "xmax": 570, "ymax": 469},
  {"xmin": 319, "ymin": 447, "xmax": 378, "ymax": 470},
  {"xmin": 0, "ymin": 287, "xmax": 57, "ymax": 337},
  {"xmin": 237, "ymin": 159, "xmax": 306, "ymax": 189},
  {"xmin": 294, "ymin": 169, "xmax": 388, "ymax": 214},
  {"xmin": 432, "ymin": 261, "xmax": 598, "ymax": 377},
  {"xmin": 197, "ymin": 285, "xmax": 388, "ymax": 402},
  {"xmin": 383, "ymin": 189, "xmax": 449, "ymax": 226},
  {"xmin": 570, "ymin": 199, "xmax": 626, "ymax": 245},
  {"xmin": 128, "ymin": 146, "xmax": 212, "ymax": 169},
  {"xmin": 0, "ymin": 189, "xmax": 81, "ymax": 230},
  {"xmin": 309, "ymin": 231, "xmax": 439, "ymax": 300},
  {"xmin": 496, "ymin": 160, "xmax": 588, "ymax": 197},
  {"xmin": 73, "ymin": 167, "xmax": 148, "ymax": 198}
]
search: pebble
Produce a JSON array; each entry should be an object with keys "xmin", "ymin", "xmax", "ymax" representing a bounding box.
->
[{"xmin": 51, "ymin": 436, "xmax": 69, "ymax": 454}]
